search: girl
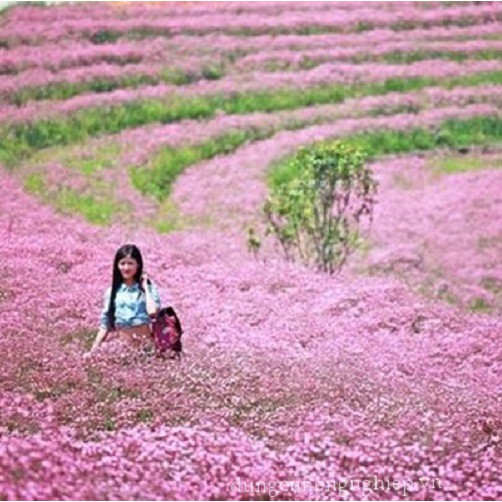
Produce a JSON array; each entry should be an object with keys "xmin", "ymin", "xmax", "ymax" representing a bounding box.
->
[{"xmin": 85, "ymin": 244, "xmax": 161, "ymax": 356}]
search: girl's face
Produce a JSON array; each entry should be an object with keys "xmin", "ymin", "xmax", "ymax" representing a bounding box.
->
[{"xmin": 118, "ymin": 255, "xmax": 139, "ymax": 282}]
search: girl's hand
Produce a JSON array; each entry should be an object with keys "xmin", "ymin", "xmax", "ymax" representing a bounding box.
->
[{"xmin": 141, "ymin": 273, "xmax": 150, "ymax": 288}]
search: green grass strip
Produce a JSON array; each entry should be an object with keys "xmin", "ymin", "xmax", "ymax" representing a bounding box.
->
[
  {"xmin": 431, "ymin": 154, "xmax": 493, "ymax": 174},
  {"xmin": 2, "ymin": 70, "xmax": 502, "ymax": 169},
  {"xmin": 21, "ymin": 115, "xmax": 502, "ymax": 228},
  {"xmin": 381, "ymin": 49, "xmax": 502, "ymax": 64},
  {"xmin": 268, "ymin": 50, "xmax": 502, "ymax": 71},
  {"xmin": 6, "ymin": 49, "xmax": 501, "ymax": 104},
  {"xmin": 267, "ymin": 115, "xmax": 502, "ymax": 188},
  {"xmin": 6, "ymin": 64, "xmax": 226, "ymax": 106},
  {"xmin": 133, "ymin": 115, "xmax": 502, "ymax": 203},
  {"xmin": 3, "ymin": 12, "xmax": 500, "ymax": 48},
  {"xmin": 23, "ymin": 171, "xmax": 126, "ymax": 225},
  {"xmin": 130, "ymin": 127, "xmax": 274, "ymax": 200}
]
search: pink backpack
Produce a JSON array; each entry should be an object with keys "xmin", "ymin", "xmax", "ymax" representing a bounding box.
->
[{"xmin": 151, "ymin": 307, "xmax": 183, "ymax": 359}]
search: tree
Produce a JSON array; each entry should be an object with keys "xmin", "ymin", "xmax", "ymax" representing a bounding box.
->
[{"xmin": 260, "ymin": 140, "xmax": 377, "ymax": 274}]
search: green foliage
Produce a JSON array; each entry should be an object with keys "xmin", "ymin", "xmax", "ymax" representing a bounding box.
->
[
  {"xmin": 59, "ymin": 328, "xmax": 96, "ymax": 350},
  {"xmin": 23, "ymin": 173, "xmax": 123, "ymax": 226},
  {"xmin": 89, "ymin": 29, "xmax": 121, "ymax": 44},
  {"xmin": 355, "ymin": 21, "xmax": 375, "ymax": 32},
  {"xmin": 136, "ymin": 408, "xmax": 154, "ymax": 423},
  {"xmin": 159, "ymin": 67, "xmax": 194, "ymax": 86},
  {"xmin": 7, "ymin": 64, "xmax": 226, "ymax": 105},
  {"xmin": 201, "ymin": 62, "xmax": 226, "ymax": 80},
  {"xmin": 102, "ymin": 416, "xmax": 117, "ymax": 431},
  {"xmin": 270, "ymin": 116, "xmax": 502, "ymax": 188},
  {"xmin": 23, "ymin": 172, "xmax": 44, "ymax": 194},
  {"xmin": 480, "ymin": 276, "xmax": 502, "ymax": 295},
  {"xmin": 469, "ymin": 297, "xmax": 492, "ymax": 312},
  {"xmin": 151, "ymin": 198, "xmax": 214, "ymax": 234},
  {"xmin": 53, "ymin": 188, "xmax": 118, "ymax": 225},
  {"xmin": 130, "ymin": 128, "xmax": 272, "ymax": 201},
  {"xmin": 246, "ymin": 227, "xmax": 262, "ymax": 257},
  {"xmin": 431, "ymin": 155, "xmax": 488, "ymax": 174},
  {"xmin": 382, "ymin": 49, "xmax": 502, "ymax": 64},
  {"xmin": 284, "ymin": 50, "xmax": 502, "ymax": 71},
  {"xmin": 262, "ymin": 141, "xmax": 377, "ymax": 274},
  {"xmin": 69, "ymin": 143, "xmax": 122, "ymax": 175}
]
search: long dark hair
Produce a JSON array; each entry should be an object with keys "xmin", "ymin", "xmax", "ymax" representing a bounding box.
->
[{"xmin": 106, "ymin": 244, "xmax": 145, "ymax": 330}]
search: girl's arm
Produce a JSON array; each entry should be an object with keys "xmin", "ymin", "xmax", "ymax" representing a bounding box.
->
[
  {"xmin": 84, "ymin": 288, "xmax": 111, "ymax": 358},
  {"xmin": 142, "ymin": 274, "xmax": 161, "ymax": 316},
  {"xmin": 84, "ymin": 327, "xmax": 109, "ymax": 358},
  {"xmin": 90, "ymin": 326, "xmax": 108, "ymax": 352}
]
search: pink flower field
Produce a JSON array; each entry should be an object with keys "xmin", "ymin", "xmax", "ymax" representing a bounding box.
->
[{"xmin": 0, "ymin": 2, "xmax": 500, "ymax": 500}]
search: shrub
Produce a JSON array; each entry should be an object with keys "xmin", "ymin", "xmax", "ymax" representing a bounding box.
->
[{"xmin": 261, "ymin": 141, "xmax": 377, "ymax": 274}]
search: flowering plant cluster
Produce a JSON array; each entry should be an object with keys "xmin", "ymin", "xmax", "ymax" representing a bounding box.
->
[{"xmin": 0, "ymin": 2, "xmax": 500, "ymax": 500}]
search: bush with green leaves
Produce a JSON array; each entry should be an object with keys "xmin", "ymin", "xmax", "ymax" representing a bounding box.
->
[{"xmin": 260, "ymin": 141, "xmax": 377, "ymax": 274}]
